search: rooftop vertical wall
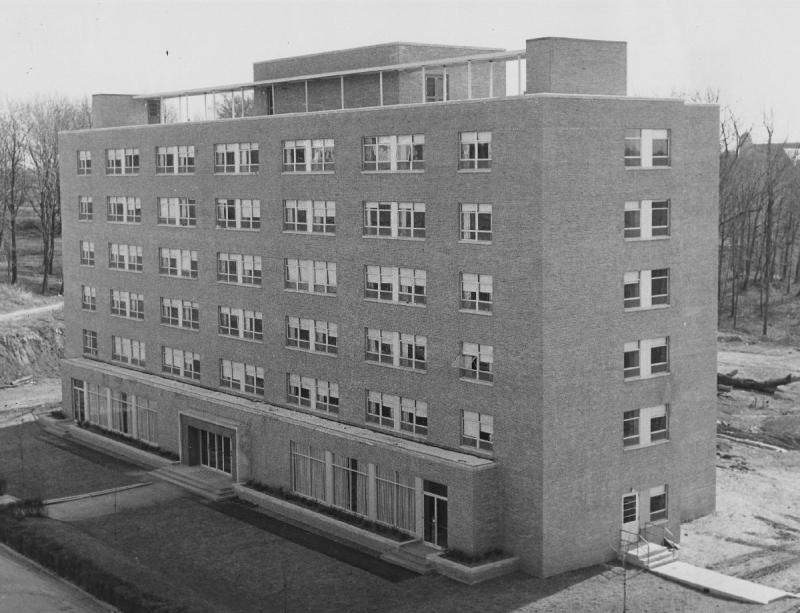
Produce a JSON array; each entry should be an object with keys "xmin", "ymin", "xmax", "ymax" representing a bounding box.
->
[
  {"xmin": 525, "ymin": 37, "xmax": 627, "ymax": 96},
  {"xmin": 92, "ymin": 94, "xmax": 148, "ymax": 128}
]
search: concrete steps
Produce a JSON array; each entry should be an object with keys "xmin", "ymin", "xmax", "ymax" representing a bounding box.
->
[
  {"xmin": 150, "ymin": 465, "xmax": 235, "ymax": 502},
  {"xmin": 623, "ymin": 542, "xmax": 676, "ymax": 569},
  {"xmin": 380, "ymin": 540, "xmax": 440, "ymax": 574}
]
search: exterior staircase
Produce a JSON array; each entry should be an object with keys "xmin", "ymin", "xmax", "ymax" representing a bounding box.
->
[
  {"xmin": 380, "ymin": 540, "xmax": 441, "ymax": 574},
  {"xmin": 622, "ymin": 541, "xmax": 676, "ymax": 569},
  {"xmin": 150, "ymin": 464, "xmax": 235, "ymax": 501}
]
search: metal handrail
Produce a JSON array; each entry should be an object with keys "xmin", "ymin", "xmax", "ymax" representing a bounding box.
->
[{"xmin": 619, "ymin": 528, "xmax": 651, "ymax": 567}]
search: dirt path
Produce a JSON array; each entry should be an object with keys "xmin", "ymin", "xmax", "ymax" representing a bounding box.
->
[
  {"xmin": 0, "ymin": 378, "xmax": 61, "ymax": 427},
  {"xmin": 0, "ymin": 300, "xmax": 63, "ymax": 323}
]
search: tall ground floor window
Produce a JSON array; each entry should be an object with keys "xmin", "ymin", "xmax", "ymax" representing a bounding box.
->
[{"xmin": 71, "ymin": 378, "xmax": 158, "ymax": 445}]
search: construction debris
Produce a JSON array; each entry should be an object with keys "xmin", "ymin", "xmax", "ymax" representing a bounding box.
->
[{"xmin": 716, "ymin": 373, "xmax": 796, "ymax": 395}]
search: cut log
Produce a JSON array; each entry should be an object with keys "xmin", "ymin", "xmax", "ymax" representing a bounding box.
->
[
  {"xmin": 717, "ymin": 384, "xmax": 733, "ymax": 393},
  {"xmin": 716, "ymin": 373, "xmax": 795, "ymax": 394}
]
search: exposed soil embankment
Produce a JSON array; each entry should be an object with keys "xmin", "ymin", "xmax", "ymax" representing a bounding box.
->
[{"xmin": 0, "ymin": 312, "xmax": 64, "ymax": 385}]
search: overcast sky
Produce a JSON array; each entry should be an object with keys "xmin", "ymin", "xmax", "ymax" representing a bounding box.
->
[{"xmin": 0, "ymin": 0, "xmax": 797, "ymax": 140}]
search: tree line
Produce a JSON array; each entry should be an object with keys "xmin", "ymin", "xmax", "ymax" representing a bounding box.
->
[{"xmin": 0, "ymin": 97, "xmax": 90, "ymax": 294}]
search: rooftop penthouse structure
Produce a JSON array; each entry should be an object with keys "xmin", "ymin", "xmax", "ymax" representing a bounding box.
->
[{"xmin": 60, "ymin": 37, "xmax": 718, "ymax": 577}]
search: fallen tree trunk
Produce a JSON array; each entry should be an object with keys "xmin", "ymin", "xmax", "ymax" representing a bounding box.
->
[{"xmin": 716, "ymin": 373, "xmax": 795, "ymax": 394}]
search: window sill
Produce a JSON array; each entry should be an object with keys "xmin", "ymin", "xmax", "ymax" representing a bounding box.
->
[
  {"xmin": 160, "ymin": 323, "xmax": 200, "ymax": 332},
  {"xmin": 107, "ymin": 221, "xmax": 142, "ymax": 225},
  {"xmin": 623, "ymin": 371, "xmax": 670, "ymax": 382},
  {"xmin": 218, "ymin": 334, "xmax": 263, "ymax": 344},
  {"xmin": 458, "ymin": 239, "xmax": 493, "ymax": 246},
  {"xmin": 78, "ymin": 219, "xmax": 93, "ymax": 223},
  {"xmin": 361, "ymin": 170, "xmax": 425, "ymax": 175},
  {"xmin": 158, "ymin": 274, "xmax": 198, "ymax": 281},
  {"xmin": 362, "ymin": 235, "xmax": 425, "ymax": 242},
  {"xmin": 155, "ymin": 172, "xmax": 196, "ymax": 176},
  {"xmin": 216, "ymin": 281, "xmax": 263, "ymax": 288},
  {"xmin": 364, "ymin": 423, "xmax": 428, "ymax": 442},
  {"xmin": 109, "ymin": 269, "xmax": 143, "ymax": 274},
  {"xmin": 623, "ymin": 439, "xmax": 670, "ymax": 452},
  {"xmin": 624, "ymin": 304, "xmax": 670, "ymax": 313},
  {"xmin": 624, "ymin": 166, "xmax": 671, "ymax": 171},
  {"xmin": 624, "ymin": 236, "xmax": 670, "ymax": 242},
  {"xmin": 79, "ymin": 264, "xmax": 95, "ymax": 268},
  {"xmin": 280, "ymin": 171, "xmax": 335, "ymax": 176},
  {"xmin": 283, "ymin": 289, "xmax": 337, "ymax": 297},
  {"xmin": 365, "ymin": 360, "xmax": 426, "ymax": 374},
  {"xmin": 213, "ymin": 171, "xmax": 259, "ymax": 176},
  {"xmin": 364, "ymin": 298, "xmax": 426, "ymax": 309},
  {"xmin": 457, "ymin": 168, "xmax": 491, "ymax": 174},
  {"xmin": 459, "ymin": 308, "xmax": 492, "ymax": 317},
  {"xmin": 285, "ymin": 345, "xmax": 337, "ymax": 358},
  {"xmin": 459, "ymin": 377, "xmax": 494, "ymax": 386},
  {"xmin": 104, "ymin": 173, "xmax": 140, "ymax": 177},
  {"xmin": 283, "ymin": 230, "xmax": 336, "ymax": 237},
  {"xmin": 110, "ymin": 314, "xmax": 145, "ymax": 322},
  {"xmin": 215, "ymin": 227, "xmax": 262, "ymax": 232}
]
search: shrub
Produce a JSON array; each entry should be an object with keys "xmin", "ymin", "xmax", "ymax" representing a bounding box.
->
[
  {"xmin": 49, "ymin": 409, "xmax": 66, "ymax": 419},
  {"xmin": 443, "ymin": 547, "xmax": 509, "ymax": 566}
]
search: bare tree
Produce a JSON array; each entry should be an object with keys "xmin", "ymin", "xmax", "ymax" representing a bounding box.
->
[{"xmin": 0, "ymin": 105, "xmax": 30, "ymax": 284}]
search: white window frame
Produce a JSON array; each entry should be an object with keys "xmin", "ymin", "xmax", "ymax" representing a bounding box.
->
[
  {"xmin": 282, "ymin": 139, "xmax": 335, "ymax": 172},
  {"xmin": 110, "ymin": 289, "xmax": 144, "ymax": 320},
  {"xmin": 624, "ymin": 405, "xmax": 669, "ymax": 448},
  {"xmin": 111, "ymin": 335, "xmax": 146, "ymax": 367},
  {"xmin": 365, "ymin": 328, "xmax": 427, "ymax": 371},
  {"xmin": 459, "ymin": 131, "xmax": 492, "ymax": 170},
  {"xmin": 362, "ymin": 134, "xmax": 424, "ymax": 172},
  {"xmin": 81, "ymin": 285, "xmax": 96, "ymax": 311},
  {"xmin": 624, "ymin": 200, "xmax": 670, "ymax": 240},
  {"xmin": 214, "ymin": 142, "xmax": 259, "ymax": 174},
  {"xmin": 624, "ymin": 337, "xmax": 670, "ymax": 380},
  {"xmin": 156, "ymin": 145, "xmax": 195, "ymax": 174},
  {"xmin": 79, "ymin": 240, "xmax": 95, "ymax": 266},
  {"xmin": 283, "ymin": 200, "xmax": 336, "ymax": 235},
  {"xmin": 624, "ymin": 269, "xmax": 670, "ymax": 310},
  {"xmin": 649, "ymin": 485, "xmax": 668, "ymax": 522},
  {"xmin": 366, "ymin": 390, "xmax": 428, "ymax": 436},
  {"xmin": 77, "ymin": 150, "xmax": 91, "ymax": 175},
  {"xmin": 624, "ymin": 129, "xmax": 670, "ymax": 168},
  {"xmin": 160, "ymin": 297, "xmax": 199, "ymax": 330},
  {"xmin": 461, "ymin": 410, "xmax": 493, "ymax": 450},
  {"xmin": 460, "ymin": 273, "xmax": 493, "ymax": 313},
  {"xmin": 363, "ymin": 202, "xmax": 426, "ymax": 239},
  {"xmin": 158, "ymin": 248, "xmax": 198, "ymax": 279},
  {"xmin": 215, "ymin": 198, "xmax": 261, "ymax": 230},
  {"xmin": 286, "ymin": 317, "xmax": 338, "ymax": 355},
  {"xmin": 107, "ymin": 196, "xmax": 141, "ymax": 224},
  {"xmin": 459, "ymin": 203, "xmax": 492, "ymax": 242},
  {"xmin": 220, "ymin": 359, "xmax": 264, "ymax": 396},
  {"xmin": 78, "ymin": 196, "xmax": 93, "ymax": 221},
  {"xmin": 158, "ymin": 197, "xmax": 197, "ymax": 227},
  {"xmin": 460, "ymin": 342, "xmax": 494, "ymax": 383},
  {"xmin": 161, "ymin": 346, "xmax": 201, "ymax": 380},
  {"xmin": 82, "ymin": 329, "xmax": 98, "ymax": 356},
  {"xmin": 219, "ymin": 306, "xmax": 263, "ymax": 341},
  {"xmin": 284, "ymin": 259, "xmax": 337, "ymax": 295},
  {"xmin": 286, "ymin": 374, "xmax": 339, "ymax": 413},
  {"xmin": 105, "ymin": 148, "xmax": 139, "ymax": 175},
  {"xmin": 217, "ymin": 253, "xmax": 262, "ymax": 286},
  {"xmin": 108, "ymin": 243, "xmax": 143, "ymax": 272},
  {"xmin": 365, "ymin": 266, "xmax": 426, "ymax": 306}
]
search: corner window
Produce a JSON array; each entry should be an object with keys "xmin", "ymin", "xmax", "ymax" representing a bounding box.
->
[{"xmin": 624, "ymin": 129, "xmax": 670, "ymax": 168}]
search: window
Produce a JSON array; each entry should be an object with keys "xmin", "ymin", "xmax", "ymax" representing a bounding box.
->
[
  {"xmin": 365, "ymin": 328, "xmax": 427, "ymax": 371},
  {"xmin": 290, "ymin": 442, "xmax": 327, "ymax": 502},
  {"xmin": 366, "ymin": 390, "xmax": 428, "ymax": 435},
  {"xmin": 425, "ymin": 69, "xmax": 448, "ymax": 102},
  {"xmin": 220, "ymin": 360, "xmax": 264, "ymax": 396},
  {"xmin": 624, "ymin": 269, "xmax": 670, "ymax": 309},
  {"xmin": 283, "ymin": 200, "xmax": 335, "ymax": 234},
  {"xmin": 286, "ymin": 374, "xmax": 339, "ymax": 413},
  {"xmin": 284, "ymin": 259, "xmax": 337, "ymax": 295},
  {"xmin": 624, "ymin": 200, "xmax": 670, "ymax": 239},
  {"xmin": 649, "ymin": 485, "xmax": 668, "ymax": 521},
  {"xmin": 110, "ymin": 290, "xmax": 144, "ymax": 320},
  {"xmin": 624, "ymin": 337, "xmax": 670, "ymax": 380},
  {"xmin": 217, "ymin": 253, "xmax": 262, "ymax": 286},
  {"xmin": 78, "ymin": 196, "xmax": 93, "ymax": 221},
  {"xmin": 108, "ymin": 243, "xmax": 143, "ymax": 272},
  {"xmin": 219, "ymin": 307, "xmax": 263, "ymax": 341},
  {"xmin": 160, "ymin": 297, "xmax": 199, "ymax": 330},
  {"xmin": 107, "ymin": 197, "xmax": 141, "ymax": 223},
  {"xmin": 363, "ymin": 202, "xmax": 425, "ymax": 239},
  {"xmin": 80, "ymin": 240, "xmax": 95, "ymax": 266},
  {"xmin": 460, "ymin": 203, "xmax": 492, "ymax": 242},
  {"xmin": 462, "ymin": 410, "xmax": 493, "ymax": 450},
  {"xmin": 460, "ymin": 273, "xmax": 493, "ymax": 313},
  {"xmin": 624, "ymin": 129, "xmax": 670, "ymax": 167},
  {"xmin": 158, "ymin": 197, "xmax": 197, "ymax": 226},
  {"xmin": 459, "ymin": 131, "xmax": 491, "ymax": 170},
  {"xmin": 158, "ymin": 248, "xmax": 198, "ymax": 278},
  {"xmin": 460, "ymin": 343, "xmax": 493, "ymax": 383},
  {"xmin": 286, "ymin": 317, "xmax": 337, "ymax": 354},
  {"xmin": 216, "ymin": 199, "xmax": 261, "ymax": 230},
  {"xmin": 362, "ymin": 135, "xmax": 424, "ymax": 171},
  {"xmin": 214, "ymin": 142, "xmax": 259, "ymax": 173},
  {"xmin": 156, "ymin": 145, "xmax": 195, "ymax": 174},
  {"xmin": 624, "ymin": 405, "xmax": 669, "ymax": 448},
  {"xmin": 111, "ymin": 336, "xmax": 146, "ymax": 367},
  {"xmin": 82, "ymin": 329, "xmax": 97, "ymax": 356},
  {"xmin": 161, "ymin": 346, "xmax": 200, "ymax": 380},
  {"xmin": 365, "ymin": 266, "xmax": 426, "ymax": 305},
  {"xmin": 110, "ymin": 390, "xmax": 131, "ymax": 435},
  {"xmin": 282, "ymin": 139, "xmax": 335, "ymax": 172},
  {"xmin": 81, "ymin": 285, "xmax": 96, "ymax": 311},
  {"xmin": 105, "ymin": 148, "xmax": 139, "ymax": 175},
  {"xmin": 77, "ymin": 150, "xmax": 91, "ymax": 175}
]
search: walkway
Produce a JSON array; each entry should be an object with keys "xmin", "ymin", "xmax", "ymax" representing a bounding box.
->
[
  {"xmin": 0, "ymin": 543, "xmax": 114, "ymax": 612},
  {"xmin": 0, "ymin": 300, "xmax": 62, "ymax": 323},
  {"xmin": 651, "ymin": 561, "xmax": 800, "ymax": 604}
]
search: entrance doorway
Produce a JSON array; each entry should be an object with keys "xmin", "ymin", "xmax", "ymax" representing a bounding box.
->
[
  {"xmin": 621, "ymin": 492, "xmax": 639, "ymax": 544},
  {"xmin": 423, "ymin": 480, "xmax": 448, "ymax": 548},
  {"xmin": 187, "ymin": 426, "xmax": 232, "ymax": 474}
]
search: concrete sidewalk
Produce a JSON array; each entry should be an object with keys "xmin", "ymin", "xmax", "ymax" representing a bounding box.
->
[{"xmin": 0, "ymin": 543, "xmax": 115, "ymax": 613}]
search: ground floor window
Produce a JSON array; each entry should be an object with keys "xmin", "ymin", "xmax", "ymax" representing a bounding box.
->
[
  {"xmin": 375, "ymin": 467, "xmax": 416, "ymax": 533},
  {"xmin": 71, "ymin": 378, "xmax": 158, "ymax": 445},
  {"xmin": 332, "ymin": 454, "xmax": 368, "ymax": 516},
  {"xmin": 290, "ymin": 441, "xmax": 327, "ymax": 503}
]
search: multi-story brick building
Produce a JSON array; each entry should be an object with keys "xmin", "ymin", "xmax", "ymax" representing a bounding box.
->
[{"xmin": 59, "ymin": 36, "xmax": 718, "ymax": 577}]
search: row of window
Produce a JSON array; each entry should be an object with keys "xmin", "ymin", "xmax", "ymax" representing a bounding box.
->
[{"xmin": 78, "ymin": 129, "xmax": 672, "ymax": 177}]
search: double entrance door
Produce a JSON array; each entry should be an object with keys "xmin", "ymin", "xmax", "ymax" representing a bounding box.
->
[
  {"xmin": 187, "ymin": 425, "xmax": 232, "ymax": 475},
  {"xmin": 423, "ymin": 480, "xmax": 448, "ymax": 548}
]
